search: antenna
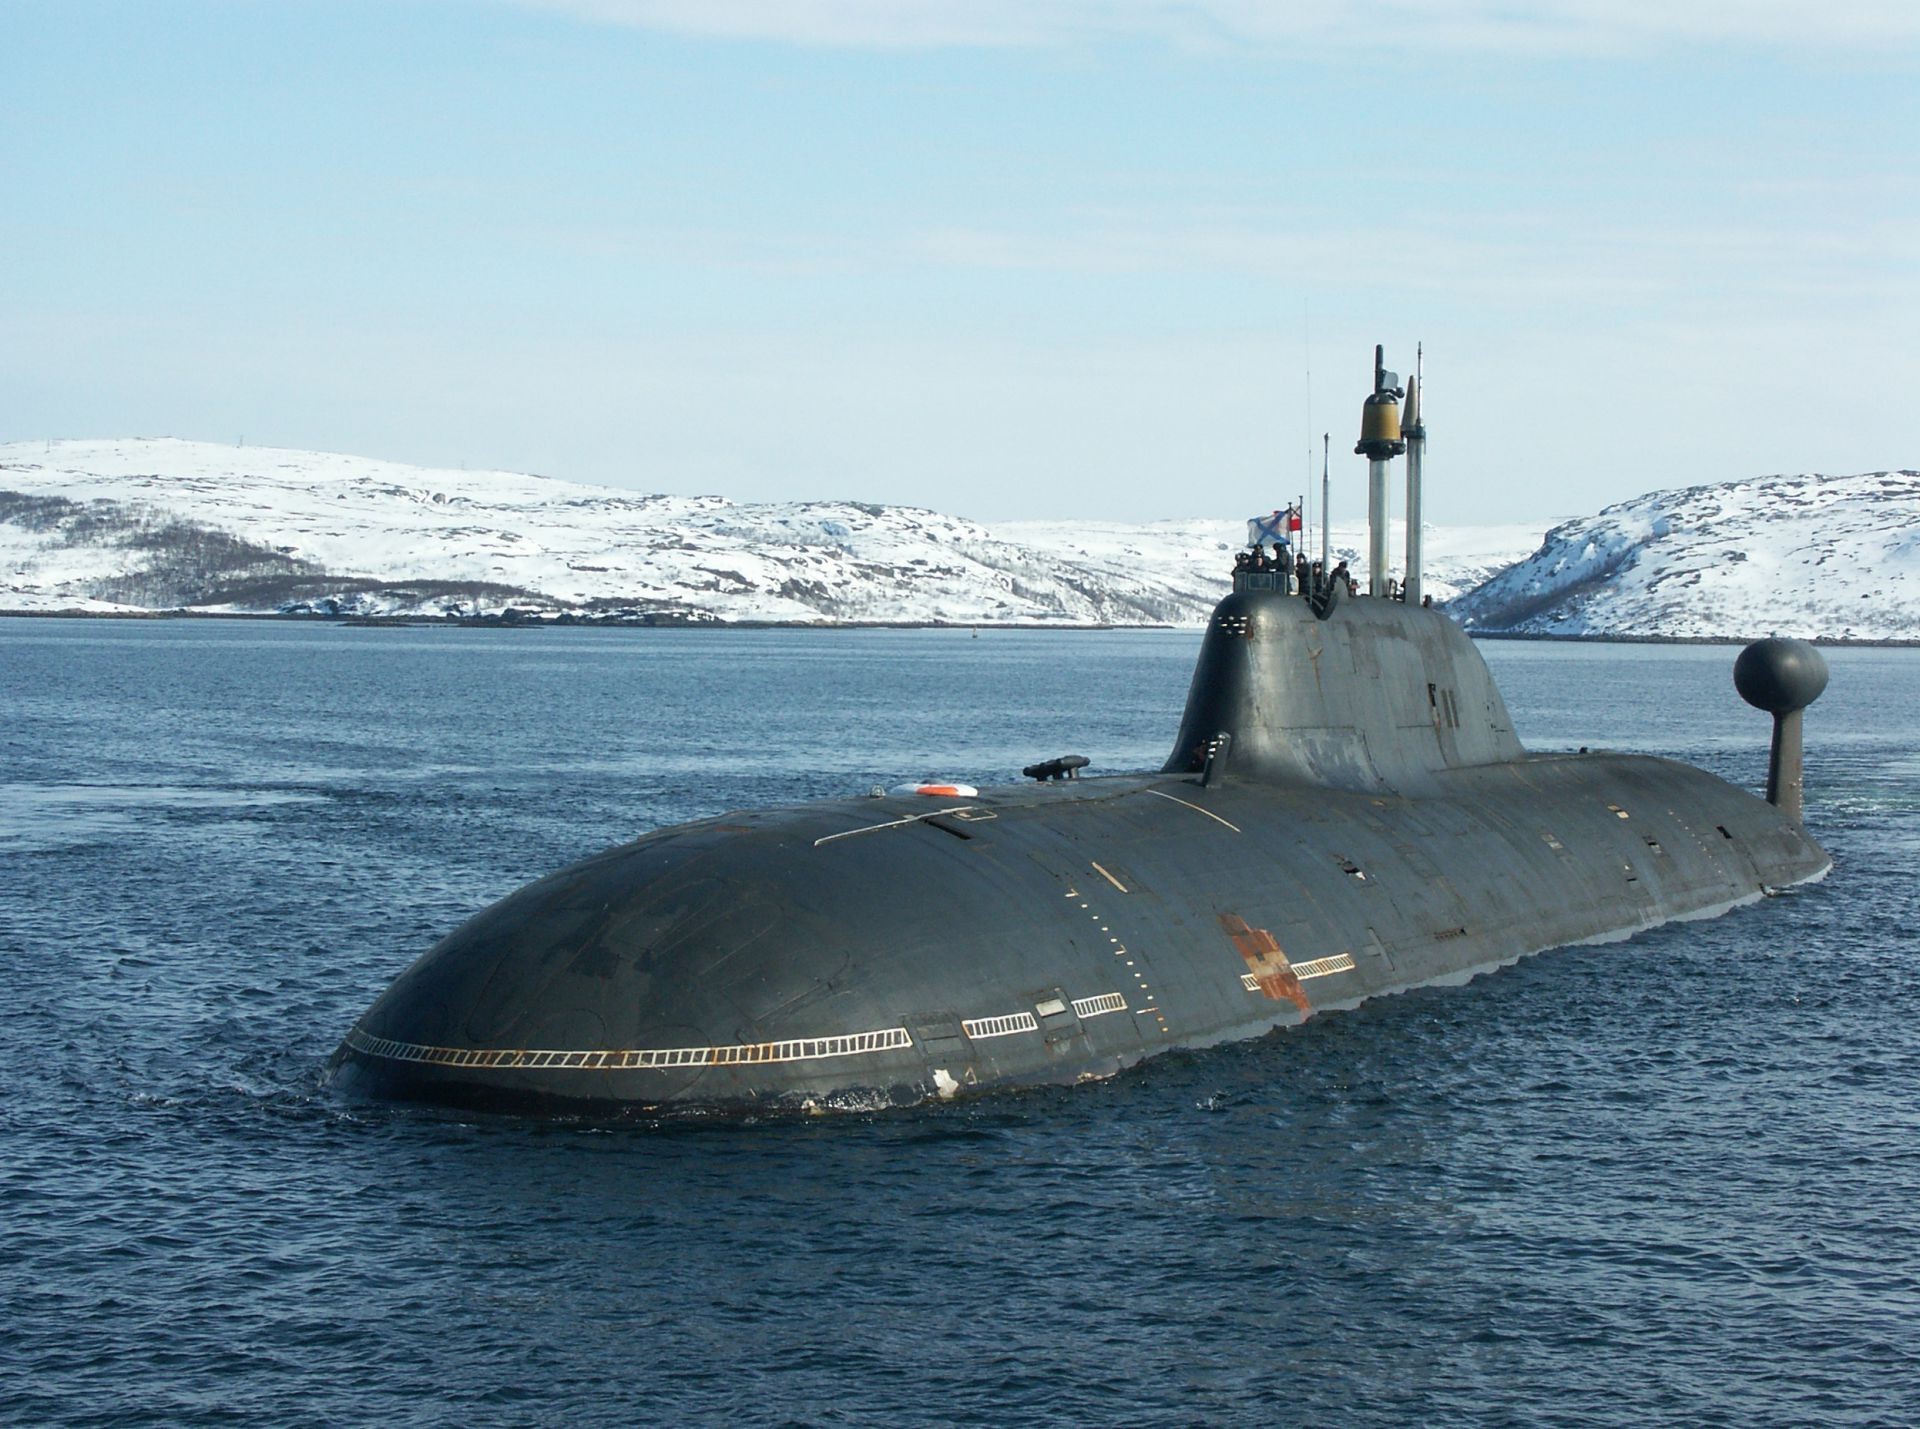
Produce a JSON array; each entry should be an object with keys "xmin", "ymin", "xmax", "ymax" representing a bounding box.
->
[
  {"xmin": 1303, "ymin": 299, "xmax": 1313, "ymax": 556},
  {"xmin": 1305, "ymin": 439, "xmax": 1315, "ymax": 545},
  {"xmin": 1320, "ymin": 432, "xmax": 1331, "ymax": 572}
]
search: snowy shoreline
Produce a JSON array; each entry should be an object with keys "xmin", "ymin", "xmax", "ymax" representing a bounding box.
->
[
  {"xmin": 0, "ymin": 437, "xmax": 1535, "ymax": 626},
  {"xmin": 7, "ymin": 439, "xmax": 1914, "ymax": 641},
  {"xmin": 6, "ymin": 605, "xmax": 1917, "ymax": 647}
]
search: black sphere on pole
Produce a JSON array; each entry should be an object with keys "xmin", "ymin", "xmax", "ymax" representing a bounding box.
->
[
  {"xmin": 1734, "ymin": 638, "xmax": 1828, "ymax": 715},
  {"xmin": 1734, "ymin": 638, "xmax": 1827, "ymax": 820}
]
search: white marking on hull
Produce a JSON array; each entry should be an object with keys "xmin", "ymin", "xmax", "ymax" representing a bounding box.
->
[
  {"xmin": 1239, "ymin": 953, "xmax": 1354, "ymax": 992},
  {"xmin": 1144, "ymin": 789, "xmax": 1242, "ymax": 833},
  {"xmin": 1290, "ymin": 953, "xmax": 1357, "ymax": 979},
  {"xmin": 343, "ymin": 1025, "xmax": 912, "ymax": 1071},
  {"xmin": 812, "ymin": 806, "xmax": 977, "ymax": 847},
  {"xmin": 961, "ymin": 1011, "xmax": 1039, "ymax": 1039}
]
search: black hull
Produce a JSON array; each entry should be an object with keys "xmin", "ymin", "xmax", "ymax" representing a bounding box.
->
[
  {"xmin": 332, "ymin": 590, "xmax": 1828, "ymax": 1115},
  {"xmin": 329, "ymin": 753, "xmax": 1826, "ymax": 1116}
]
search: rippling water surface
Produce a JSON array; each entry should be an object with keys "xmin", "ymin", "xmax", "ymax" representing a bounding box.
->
[{"xmin": 3, "ymin": 618, "xmax": 1916, "ymax": 1426}]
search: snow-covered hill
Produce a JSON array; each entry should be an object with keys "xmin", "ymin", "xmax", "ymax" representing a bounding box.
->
[
  {"xmin": 1450, "ymin": 470, "xmax": 1920, "ymax": 642},
  {"xmin": 0, "ymin": 439, "xmax": 1535, "ymax": 625},
  {"xmin": 14, "ymin": 440, "xmax": 1903, "ymax": 638}
]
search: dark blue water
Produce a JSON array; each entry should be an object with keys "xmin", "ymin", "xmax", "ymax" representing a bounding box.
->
[{"xmin": 4, "ymin": 619, "xmax": 1917, "ymax": 1426}]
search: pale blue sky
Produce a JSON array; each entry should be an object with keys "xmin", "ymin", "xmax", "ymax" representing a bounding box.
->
[{"xmin": 3, "ymin": 0, "xmax": 1913, "ymax": 523}]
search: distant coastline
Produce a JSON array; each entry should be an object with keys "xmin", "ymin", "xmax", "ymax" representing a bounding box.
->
[
  {"xmin": 1464, "ymin": 628, "xmax": 1920, "ymax": 649},
  {"xmin": 0, "ymin": 606, "xmax": 1168, "ymax": 633},
  {"xmin": 3, "ymin": 606, "xmax": 1913, "ymax": 646}
]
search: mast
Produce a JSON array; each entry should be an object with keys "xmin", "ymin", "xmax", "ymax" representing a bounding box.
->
[
  {"xmin": 1354, "ymin": 345, "xmax": 1406, "ymax": 597},
  {"xmin": 1403, "ymin": 344, "xmax": 1426, "ymax": 606}
]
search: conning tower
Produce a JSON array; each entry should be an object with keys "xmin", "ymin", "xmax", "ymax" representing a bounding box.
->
[
  {"xmin": 1162, "ymin": 593, "xmax": 1521, "ymax": 795},
  {"xmin": 1172, "ymin": 343, "xmax": 1511, "ymax": 794}
]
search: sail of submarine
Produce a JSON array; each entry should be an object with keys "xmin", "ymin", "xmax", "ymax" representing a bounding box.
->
[{"xmin": 328, "ymin": 349, "xmax": 1830, "ymax": 1116}]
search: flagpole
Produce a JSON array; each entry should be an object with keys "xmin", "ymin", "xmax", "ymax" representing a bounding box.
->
[{"xmin": 1294, "ymin": 495, "xmax": 1304, "ymax": 593}]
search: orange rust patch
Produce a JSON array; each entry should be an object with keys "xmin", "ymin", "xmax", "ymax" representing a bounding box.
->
[{"xmin": 1219, "ymin": 913, "xmax": 1311, "ymax": 1014}]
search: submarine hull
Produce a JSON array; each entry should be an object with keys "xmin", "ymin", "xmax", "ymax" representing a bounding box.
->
[
  {"xmin": 329, "ymin": 748, "xmax": 1827, "ymax": 1116},
  {"xmin": 332, "ymin": 592, "xmax": 1828, "ymax": 1114}
]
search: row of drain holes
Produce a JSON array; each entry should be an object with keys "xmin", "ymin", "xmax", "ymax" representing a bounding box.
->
[{"xmin": 1336, "ymin": 805, "xmax": 1738, "ymax": 885}]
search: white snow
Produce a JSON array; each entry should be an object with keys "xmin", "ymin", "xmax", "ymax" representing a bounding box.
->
[
  {"xmin": 11, "ymin": 439, "xmax": 1905, "ymax": 638},
  {"xmin": 0, "ymin": 439, "xmax": 1540, "ymax": 626},
  {"xmin": 1450, "ymin": 471, "xmax": 1920, "ymax": 642}
]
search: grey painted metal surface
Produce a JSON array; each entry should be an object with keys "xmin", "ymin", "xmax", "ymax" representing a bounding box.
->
[
  {"xmin": 1735, "ymin": 637, "xmax": 1830, "ymax": 821},
  {"xmin": 1403, "ymin": 352, "xmax": 1425, "ymax": 607},
  {"xmin": 330, "ymin": 590, "xmax": 1829, "ymax": 1116},
  {"xmin": 1367, "ymin": 459, "xmax": 1391, "ymax": 596},
  {"xmin": 1355, "ymin": 344, "xmax": 1406, "ymax": 600}
]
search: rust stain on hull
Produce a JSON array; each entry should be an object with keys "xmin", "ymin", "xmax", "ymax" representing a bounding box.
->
[{"xmin": 1218, "ymin": 913, "xmax": 1311, "ymax": 1014}]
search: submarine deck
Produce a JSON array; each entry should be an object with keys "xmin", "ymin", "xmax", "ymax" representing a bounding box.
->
[{"xmin": 332, "ymin": 753, "xmax": 1828, "ymax": 1115}]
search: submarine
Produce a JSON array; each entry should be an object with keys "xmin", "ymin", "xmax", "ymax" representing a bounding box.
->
[{"xmin": 328, "ymin": 348, "xmax": 1831, "ymax": 1116}]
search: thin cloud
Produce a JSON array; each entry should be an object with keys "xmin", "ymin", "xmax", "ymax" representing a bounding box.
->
[
  {"xmin": 905, "ymin": 213, "xmax": 1915, "ymax": 306},
  {"xmin": 511, "ymin": 0, "xmax": 1917, "ymax": 56}
]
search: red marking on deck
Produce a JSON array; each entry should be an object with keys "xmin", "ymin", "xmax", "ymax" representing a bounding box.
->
[{"xmin": 1219, "ymin": 913, "xmax": 1311, "ymax": 1015}]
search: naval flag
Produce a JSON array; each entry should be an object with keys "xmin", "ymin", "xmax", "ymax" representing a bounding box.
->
[{"xmin": 1248, "ymin": 505, "xmax": 1303, "ymax": 547}]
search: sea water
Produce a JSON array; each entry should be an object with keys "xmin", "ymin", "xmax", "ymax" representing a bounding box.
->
[{"xmin": 2, "ymin": 618, "xmax": 1916, "ymax": 1426}]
